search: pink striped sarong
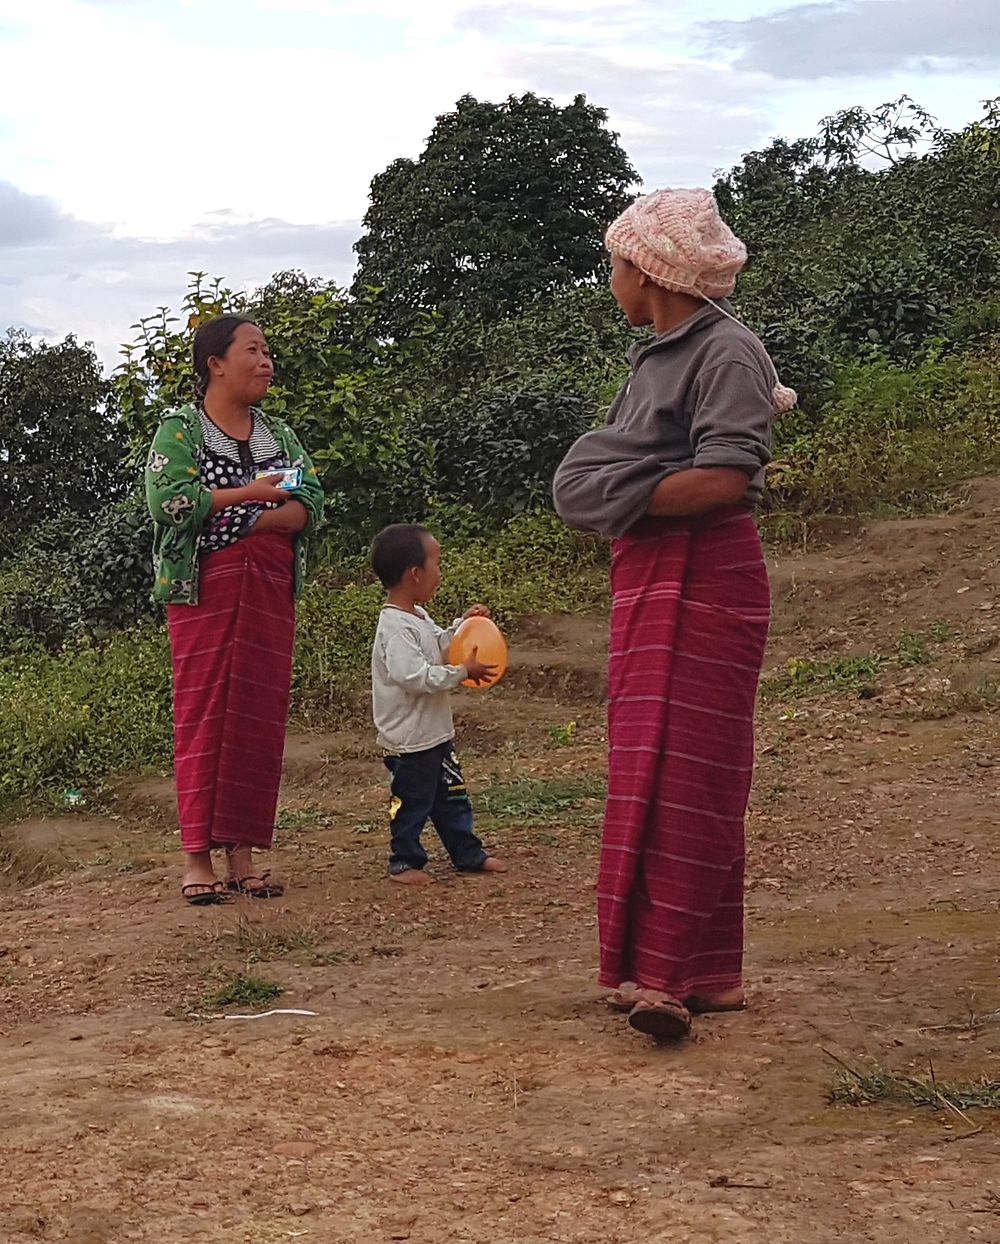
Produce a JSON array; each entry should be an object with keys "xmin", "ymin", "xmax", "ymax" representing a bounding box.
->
[
  {"xmin": 597, "ymin": 507, "xmax": 770, "ymax": 997},
  {"xmin": 167, "ymin": 532, "xmax": 296, "ymax": 853}
]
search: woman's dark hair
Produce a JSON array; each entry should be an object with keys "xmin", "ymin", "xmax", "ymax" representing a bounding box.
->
[
  {"xmin": 371, "ymin": 524, "xmax": 431, "ymax": 588},
  {"xmin": 192, "ymin": 314, "xmax": 259, "ymax": 401}
]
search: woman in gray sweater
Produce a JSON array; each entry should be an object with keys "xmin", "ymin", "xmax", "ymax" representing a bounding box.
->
[{"xmin": 553, "ymin": 188, "xmax": 794, "ymax": 1040}]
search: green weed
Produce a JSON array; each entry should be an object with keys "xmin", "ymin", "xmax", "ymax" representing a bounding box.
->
[
  {"xmin": 895, "ymin": 632, "xmax": 931, "ymax": 667},
  {"xmin": 548, "ymin": 721, "xmax": 578, "ymax": 746},
  {"xmin": 478, "ymin": 775, "xmax": 605, "ymax": 825},
  {"xmin": 763, "ymin": 652, "xmax": 887, "ymax": 700},
  {"xmin": 830, "ymin": 1068, "xmax": 1000, "ymax": 1111},
  {"xmin": 277, "ymin": 806, "xmax": 336, "ymax": 831},
  {"xmin": 200, "ymin": 973, "xmax": 283, "ymax": 1009}
]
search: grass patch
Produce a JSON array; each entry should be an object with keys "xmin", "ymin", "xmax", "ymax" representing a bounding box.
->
[
  {"xmin": 191, "ymin": 912, "xmax": 360, "ymax": 969},
  {"xmin": 829, "ymin": 1067, "xmax": 1000, "ymax": 1112},
  {"xmin": 276, "ymin": 806, "xmax": 336, "ymax": 831},
  {"xmin": 763, "ymin": 623, "xmax": 956, "ymax": 701},
  {"xmin": 0, "ymin": 511, "xmax": 608, "ymax": 817},
  {"xmin": 763, "ymin": 652, "xmax": 887, "ymax": 700},
  {"xmin": 903, "ymin": 677, "xmax": 1000, "ymax": 720},
  {"xmin": 201, "ymin": 972, "xmax": 283, "ymax": 1009},
  {"xmin": 196, "ymin": 912, "xmax": 324, "ymax": 966},
  {"xmin": 478, "ymin": 774, "xmax": 605, "ymax": 825}
]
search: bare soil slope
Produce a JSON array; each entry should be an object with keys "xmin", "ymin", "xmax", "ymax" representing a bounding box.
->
[{"xmin": 2, "ymin": 487, "xmax": 999, "ymax": 1243}]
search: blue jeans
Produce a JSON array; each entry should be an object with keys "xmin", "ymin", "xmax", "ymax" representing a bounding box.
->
[{"xmin": 384, "ymin": 742, "xmax": 487, "ymax": 874}]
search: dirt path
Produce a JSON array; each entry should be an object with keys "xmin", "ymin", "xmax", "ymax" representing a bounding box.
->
[{"xmin": 2, "ymin": 497, "xmax": 1000, "ymax": 1244}]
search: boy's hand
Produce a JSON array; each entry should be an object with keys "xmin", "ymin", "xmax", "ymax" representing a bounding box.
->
[
  {"xmin": 463, "ymin": 604, "xmax": 491, "ymax": 620},
  {"xmin": 464, "ymin": 646, "xmax": 498, "ymax": 686}
]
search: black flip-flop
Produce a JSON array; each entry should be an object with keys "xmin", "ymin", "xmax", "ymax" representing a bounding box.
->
[
  {"xmin": 181, "ymin": 882, "xmax": 231, "ymax": 907},
  {"xmin": 627, "ymin": 998, "xmax": 693, "ymax": 1040}
]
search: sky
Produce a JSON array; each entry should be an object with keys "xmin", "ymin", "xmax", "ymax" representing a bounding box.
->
[{"xmin": 1, "ymin": 0, "xmax": 997, "ymax": 368}]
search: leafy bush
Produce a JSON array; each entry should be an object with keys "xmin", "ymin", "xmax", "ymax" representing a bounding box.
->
[
  {"xmin": 0, "ymin": 330, "xmax": 125, "ymax": 551},
  {"xmin": 0, "ymin": 495, "xmax": 154, "ymax": 648},
  {"xmin": 0, "ymin": 629, "xmax": 173, "ymax": 807},
  {"xmin": 766, "ymin": 338, "xmax": 1000, "ymax": 516},
  {"xmin": 114, "ymin": 272, "xmax": 431, "ymax": 544},
  {"xmin": 404, "ymin": 387, "xmax": 598, "ymax": 520}
]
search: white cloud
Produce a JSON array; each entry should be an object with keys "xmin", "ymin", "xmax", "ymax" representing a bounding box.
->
[
  {"xmin": 496, "ymin": 46, "xmax": 777, "ymax": 185},
  {"xmin": 0, "ymin": 203, "xmax": 360, "ymax": 367},
  {"xmin": 700, "ymin": 0, "xmax": 1000, "ymax": 78},
  {"xmin": 0, "ymin": 0, "xmax": 995, "ymax": 366}
]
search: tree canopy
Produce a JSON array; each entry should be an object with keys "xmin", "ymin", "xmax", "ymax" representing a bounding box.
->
[
  {"xmin": 353, "ymin": 92, "xmax": 638, "ymax": 333},
  {"xmin": 0, "ymin": 330, "xmax": 122, "ymax": 550}
]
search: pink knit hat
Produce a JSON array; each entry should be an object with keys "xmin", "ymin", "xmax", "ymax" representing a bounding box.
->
[{"xmin": 605, "ymin": 188, "xmax": 747, "ymax": 299}]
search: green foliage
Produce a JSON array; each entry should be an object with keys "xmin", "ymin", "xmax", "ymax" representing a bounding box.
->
[
  {"xmin": 405, "ymin": 285, "xmax": 634, "ymax": 404},
  {"xmin": 353, "ymin": 92, "xmax": 637, "ymax": 333},
  {"xmin": 405, "ymin": 387, "xmax": 598, "ymax": 520},
  {"xmin": 766, "ymin": 339, "xmax": 1000, "ymax": 517},
  {"xmin": 548, "ymin": 721, "xmax": 578, "ymax": 746},
  {"xmin": 477, "ymin": 774, "xmax": 606, "ymax": 824},
  {"xmin": 0, "ymin": 494, "xmax": 155, "ymax": 648},
  {"xmin": 774, "ymin": 653, "xmax": 887, "ymax": 697},
  {"xmin": 0, "ymin": 629, "xmax": 172, "ymax": 806},
  {"xmin": 830, "ymin": 1067, "xmax": 1000, "ymax": 1111},
  {"xmin": 293, "ymin": 510, "xmax": 608, "ymax": 718},
  {"xmin": 113, "ymin": 271, "xmax": 429, "ymax": 544},
  {"xmin": 716, "ymin": 96, "xmax": 1000, "ymax": 400},
  {"xmin": 0, "ymin": 330, "xmax": 124, "ymax": 551},
  {"xmin": 895, "ymin": 632, "xmax": 931, "ymax": 668},
  {"xmin": 764, "ymin": 625, "xmax": 953, "ymax": 700}
]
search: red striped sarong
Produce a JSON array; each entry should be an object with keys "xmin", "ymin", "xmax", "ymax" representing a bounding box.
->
[
  {"xmin": 167, "ymin": 532, "xmax": 296, "ymax": 853},
  {"xmin": 597, "ymin": 507, "xmax": 770, "ymax": 997}
]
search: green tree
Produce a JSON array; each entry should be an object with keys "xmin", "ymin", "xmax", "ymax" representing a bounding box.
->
[
  {"xmin": 0, "ymin": 330, "xmax": 124, "ymax": 551},
  {"xmin": 714, "ymin": 96, "xmax": 1000, "ymax": 399},
  {"xmin": 353, "ymin": 92, "xmax": 638, "ymax": 333}
]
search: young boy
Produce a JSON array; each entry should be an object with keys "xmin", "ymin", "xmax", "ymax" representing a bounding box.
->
[{"xmin": 370, "ymin": 524, "xmax": 508, "ymax": 886}]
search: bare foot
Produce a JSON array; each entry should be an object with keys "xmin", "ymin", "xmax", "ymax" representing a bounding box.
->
[
  {"xmin": 479, "ymin": 857, "xmax": 508, "ymax": 873},
  {"xmin": 225, "ymin": 843, "xmax": 253, "ymax": 882},
  {"xmin": 390, "ymin": 869, "xmax": 435, "ymax": 886},
  {"xmin": 182, "ymin": 849, "xmax": 219, "ymax": 891}
]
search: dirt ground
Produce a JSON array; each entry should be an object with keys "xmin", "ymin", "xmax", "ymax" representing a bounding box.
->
[{"xmin": 2, "ymin": 485, "xmax": 1000, "ymax": 1244}]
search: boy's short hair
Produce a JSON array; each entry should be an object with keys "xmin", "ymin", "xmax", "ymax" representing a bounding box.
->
[{"xmin": 371, "ymin": 524, "xmax": 432, "ymax": 588}]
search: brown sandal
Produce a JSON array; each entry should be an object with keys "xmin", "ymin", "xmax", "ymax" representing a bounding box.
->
[
  {"xmin": 627, "ymin": 997, "xmax": 692, "ymax": 1040},
  {"xmin": 684, "ymin": 995, "xmax": 746, "ymax": 1015}
]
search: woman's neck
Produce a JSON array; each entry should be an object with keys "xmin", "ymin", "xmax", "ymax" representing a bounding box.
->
[
  {"xmin": 651, "ymin": 290, "xmax": 704, "ymax": 336},
  {"xmin": 202, "ymin": 390, "xmax": 253, "ymax": 439}
]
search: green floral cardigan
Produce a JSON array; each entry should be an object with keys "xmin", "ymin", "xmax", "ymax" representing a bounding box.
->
[{"xmin": 145, "ymin": 404, "xmax": 325, "ymax": 605}]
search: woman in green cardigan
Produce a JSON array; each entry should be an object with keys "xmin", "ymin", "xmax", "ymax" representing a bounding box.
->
[{"xmin": 145, "ymin": 315, "xmax": 324, "ymax": 905}]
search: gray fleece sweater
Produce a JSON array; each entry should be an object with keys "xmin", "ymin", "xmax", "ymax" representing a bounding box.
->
[{"xmin": 552, "ymin": 303, "xmax": 776, "ymax": 538}]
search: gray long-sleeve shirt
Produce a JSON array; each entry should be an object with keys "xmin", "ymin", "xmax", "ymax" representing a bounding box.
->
[
  {"xmin": 552, "ymin": 303, "xmax": 776, "ymax": 538},
  {"xmin": 371, "ymin": 605, "xmax": 467, "ymax": 754}
]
